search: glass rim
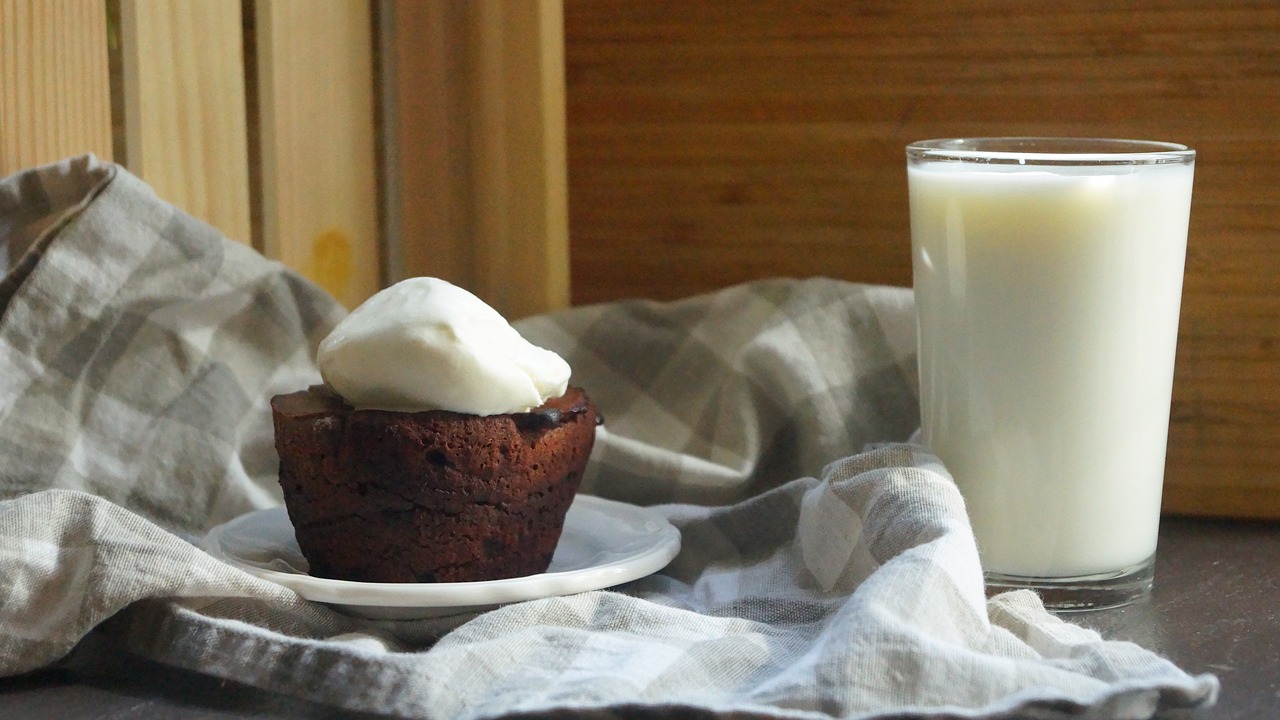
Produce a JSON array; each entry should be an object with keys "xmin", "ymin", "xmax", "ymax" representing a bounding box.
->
[{"xmin": 906, "ymin": 137, "xmax": 1194, "ymax": 166}]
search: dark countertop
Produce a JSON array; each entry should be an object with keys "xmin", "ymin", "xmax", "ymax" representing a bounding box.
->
[
  {"xmin": 1076, "ymin": 516, "xmax": 1280, "ymax": 720},
  {"xmin": 2, "ymin": 516, "xmax": 1276, "ymax": 719}
]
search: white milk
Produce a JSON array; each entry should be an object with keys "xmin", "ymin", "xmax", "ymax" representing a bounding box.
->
[{"xmin": 909, "ymin": 160, "xmax": 1194, "ymax": 578}]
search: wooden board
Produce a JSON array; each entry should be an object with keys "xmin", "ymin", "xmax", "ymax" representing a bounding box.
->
[
  {"xmin": 0, "ymin": 0, "xmax": 112, "ymax": 174},
  {"xmin": 115, "ymin": 0, "xmax": 252, "ymax": 245},
  {"xmin": 564, "ymin": 0, "xmax": 1280, "ymax": 518},
  {"xmin": 252, "ymin": 0, "xmax": 381, "ymax": 309},
  {"xmin": 380, "ymin": 1, "xmax": 470, "ymax": 293},
  {"xmin": 387, "ymin": 0, "xmax": 570, "ymax": 320}
]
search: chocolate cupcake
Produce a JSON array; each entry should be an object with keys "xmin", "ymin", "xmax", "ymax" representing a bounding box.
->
[{"xmin": 272, "ymin": 277, "xmax": 597, "ymax": 583}]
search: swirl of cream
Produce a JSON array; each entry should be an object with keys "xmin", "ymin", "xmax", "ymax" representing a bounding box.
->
[{"xmin": 318, "ymin": 277, "xmax": 570, "ymax": 415}]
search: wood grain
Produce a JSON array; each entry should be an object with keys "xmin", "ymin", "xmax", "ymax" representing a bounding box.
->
[
  {"xmin": 564, "ymin": 0, "xmax": 1280, "ymax": 518},
  {"xmin": 115, "ymin": 0, "xmax": 252, "ymax": 245},
  {"xmin": 252, "ymin": 0, "xmax": 381, "ymax": 309},
  {"xmin": 388, "ymin": 0, "xmax": 570, "ymax": 320},
  {"xmin": 0, "ymin": 0, "xmax": 112, "ymax": 174},
  {"xmin": 382, "ymin": 1, "xmax": 472, "ymax": 294}
]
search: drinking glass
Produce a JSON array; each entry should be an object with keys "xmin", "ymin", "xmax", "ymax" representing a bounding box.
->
[{"xmin": 906, "ymin": 137, "xmax": 1195, "ymax": 611}]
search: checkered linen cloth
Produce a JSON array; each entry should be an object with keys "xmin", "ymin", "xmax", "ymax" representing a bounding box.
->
[{"xmin": 0, "ymin": 157, "xmax": 1216, "ymax": 719}]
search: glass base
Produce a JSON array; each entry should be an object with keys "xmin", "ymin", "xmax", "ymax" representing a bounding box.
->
[{"xmin": 984, "ymin": 555, "xmax": 1154, "ymax": 613}]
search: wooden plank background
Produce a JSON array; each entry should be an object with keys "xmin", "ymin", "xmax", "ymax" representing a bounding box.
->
[
  {"xmin": 0, "ymin": 0, "xmax": 112, "ymax": 172},
  {"xmin": 2, "ymin": 0, "xmax": 386, "ymax": 313},
  {"xmin": 116, "ymin": 0, "xmax": 252, "ymax": 245},
  {"xmin": 251, "ymin": 0, "xmax": 381, "ymax": 309},
  {"xmin": 563, "ymin": 0, "xmax": 1280, "ymax": 519},
  {"xmin": 3, "ymin": 0, "xmax": 569, "ymax": 317},
  {"xmin": 387, "ymin": 0, "xmax": 570, "ymax": 320}
]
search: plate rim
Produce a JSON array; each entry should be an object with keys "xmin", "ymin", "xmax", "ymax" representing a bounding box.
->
[{"xmin": 201, "ymin": 494, "xmax": 681, "ymax": 610}]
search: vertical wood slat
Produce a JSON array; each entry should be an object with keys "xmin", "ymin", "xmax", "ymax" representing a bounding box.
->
[
  {"xmin": 472, "ymin": 0, "xmax": 571, "ymax": 319},
  {"xmin": 387, "ymin": 0, "xmax": 570, "ymax": 320},
  {"xmin": 253, "ymin": 0, "xmax": 381, "ymax": 310},
  {"xmin": 115, "ymin": 0, "xmax": 252, "ymax": 245},
  {"xmin": 383, "ymin": 0, "xmax": 470, "ymax": 295},
  {"xmin": 0, "ymin": 0, "xmax": 112, "ymax": 175}
]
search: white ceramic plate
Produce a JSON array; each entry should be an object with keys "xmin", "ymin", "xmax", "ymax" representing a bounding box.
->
[{"xmin": 201, "ymin": 495, "xmax": 681, "ymax": 620}]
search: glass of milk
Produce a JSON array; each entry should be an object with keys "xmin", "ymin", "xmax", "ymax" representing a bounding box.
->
[{"xmin": 906, "ymin": 138, "xmax": 1195, "ymax": 611}]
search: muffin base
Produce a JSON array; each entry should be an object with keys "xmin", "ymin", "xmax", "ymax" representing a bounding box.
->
[{"xmin": 271, "ymin": 386, "xmax": 597, "ymax": 583}]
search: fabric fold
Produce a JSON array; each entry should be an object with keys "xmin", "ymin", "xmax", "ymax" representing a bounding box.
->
[{"xmin": 0, "ymin": 157, "xmax": 1217, "ymax": 719}]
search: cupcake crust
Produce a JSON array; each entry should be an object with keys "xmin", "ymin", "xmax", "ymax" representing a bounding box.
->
[{"xmin": 271, "ymin": 385, "xmax": 598, "ymax": 583}]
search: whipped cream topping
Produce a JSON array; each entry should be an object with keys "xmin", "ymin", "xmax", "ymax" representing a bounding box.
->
[{"xmin": 317, "ymin": 277, "xmax": 570, "ymax": 415}]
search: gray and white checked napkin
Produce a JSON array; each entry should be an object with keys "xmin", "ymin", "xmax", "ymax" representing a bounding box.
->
[{"xmin": 0, "ymin": 156, "xmax": 1217, "ymax": 719}]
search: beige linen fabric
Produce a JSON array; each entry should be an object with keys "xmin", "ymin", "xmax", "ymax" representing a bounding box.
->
[{"xmin": 0, "ymin": 157, "xmax": 1216, "ymax": 719}]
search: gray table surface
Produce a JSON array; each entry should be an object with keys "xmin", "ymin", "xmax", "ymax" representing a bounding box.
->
[{"xmin": 2, "ymin": 516, "xmax": 1276, "ymax": 719}]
